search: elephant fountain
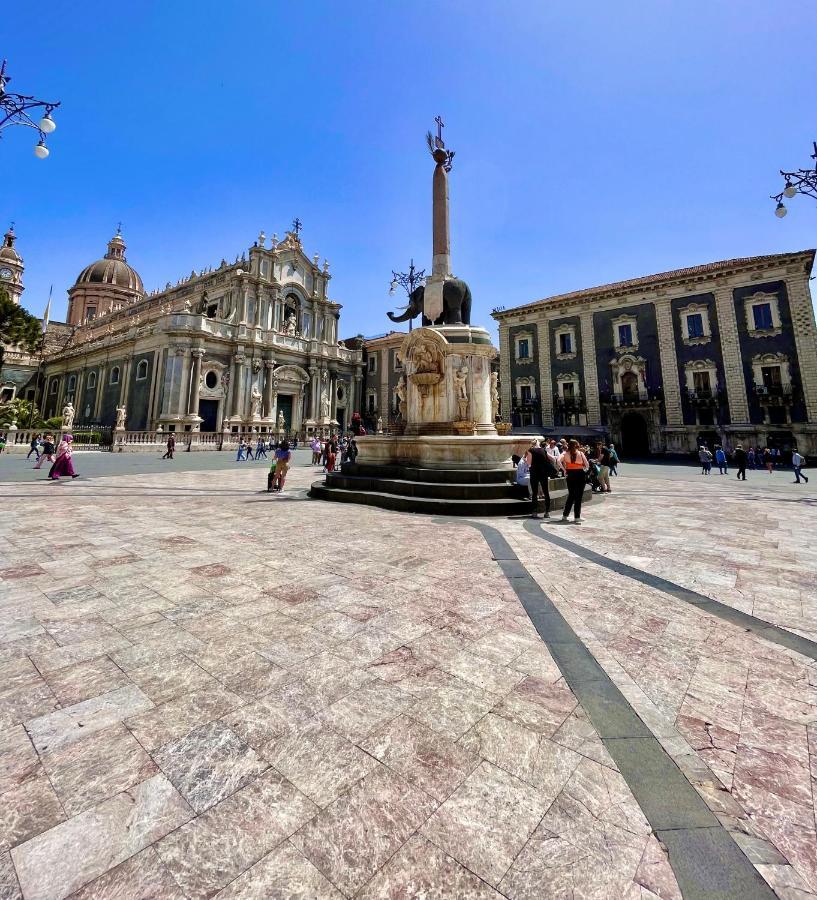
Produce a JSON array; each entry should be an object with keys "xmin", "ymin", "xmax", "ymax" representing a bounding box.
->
[{"xmin": 388, "ymin": 277, "xmax": 472, "ymax": 327}]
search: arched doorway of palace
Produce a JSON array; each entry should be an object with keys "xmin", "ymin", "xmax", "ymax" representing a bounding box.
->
[{"xmin": 620, "ymin": 411, "xmax": 650, "ymax": 457}]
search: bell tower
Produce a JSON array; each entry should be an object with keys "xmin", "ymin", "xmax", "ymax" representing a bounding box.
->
[{"xmin": 0, "ymin": 225, "xmax": 25, "ymax": 305}]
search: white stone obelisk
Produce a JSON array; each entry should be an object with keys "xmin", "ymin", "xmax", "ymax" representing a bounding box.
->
[{"xmin": 423, "ymin": 117, "xmax": 453, "ymax": 323}]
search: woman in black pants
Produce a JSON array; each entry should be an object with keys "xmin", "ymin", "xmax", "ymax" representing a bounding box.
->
[{"xmin": 559, "ymin": 439, "xmax": 590, "ymax": 524}]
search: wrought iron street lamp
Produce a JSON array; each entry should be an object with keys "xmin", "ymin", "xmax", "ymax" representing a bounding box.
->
[
  {"xmin": 0, "ymin": 59, "xmax": 60, "ymax": 158},
  {"xmin": 771, "ymin": 141, "xmax": 817, "ymax": 217},
  {"xmin": 388, "ymin": 258, "xmax": 425, "ymax": 331}
]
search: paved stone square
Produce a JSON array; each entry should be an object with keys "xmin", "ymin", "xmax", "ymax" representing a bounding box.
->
[{"xmin": 0, "ymin": 458, "xmax": 815, "ymax": 898}]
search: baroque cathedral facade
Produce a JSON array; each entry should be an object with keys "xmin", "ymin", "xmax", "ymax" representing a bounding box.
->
[{"xmin": 30, "ymin": 226, "xmax": 363, "ymax": 437}]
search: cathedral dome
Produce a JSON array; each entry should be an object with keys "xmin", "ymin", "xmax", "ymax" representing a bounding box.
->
[{"xmin": 74, "ymin": 229, "xmax": 143, "ymax": 293}]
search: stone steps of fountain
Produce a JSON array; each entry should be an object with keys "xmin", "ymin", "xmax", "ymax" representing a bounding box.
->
[
  {"xmin": 323, "ymin": 473, "xmax": 528, "ymax": 501},
  {"xmin": 337, "ymin": 462, "xmax": 525, "ymax": 484},
  {"xmin": 310, "ymin": 476, "xmax": 585, "ymax": 517}
]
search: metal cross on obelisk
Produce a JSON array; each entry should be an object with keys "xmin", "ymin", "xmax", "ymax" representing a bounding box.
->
[{"xmin": 291, "ymin": 217, "xmax": 302, "ymax": 238}]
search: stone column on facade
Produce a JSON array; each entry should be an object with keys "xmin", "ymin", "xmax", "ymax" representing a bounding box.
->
[
  {"xmin": 353, "ymin": 367, "xmax": 363, "ymax": 416},
  {"xmin": 74, "ymin": 370, "xmax": 85, "ymax": 423},
  {"xmin": 187, "ymin": 348, "xmax": 205, "ymax": 428},
  {"xmin": 786, "ymin": 271, "xmax": 817, "ymax": 422},
  {"xmin": 498, "ymin": 325, "xmax": 511, "ymax": 423},
  {"xmin": 93, "ymin": 365, "xmax": 106, "ymax": 420},
  {"xmin": 329, "ymin": 372, "xmax": 338, "ymax": 422},
  {"xmin": 379, "ymin": 352, "xmax": 389, "ymax": 421},
  {"xmin": 308, "ymin": 365, "xmax": 320, "ymax": 422},
  {"xmin": 175, "ymin": 349, "xmax": 191, "ymax": 419},
  {"xmin": 579, "ymin": 311, "xmax": 601, "ymax": 425},
  {"xmin": 653, "ymin": 299, "xmax": 683, "ymax": 426},
  {"xmin": 147, "ymin": 355, "xmax": 163, "ymax": 430},
  {"xmin": 119, "ymin": 355, "xmax": 133, "ymax": 411},
  {"xmin": 713, "ymin": 285, "xmax": 750, "ymax": 423},
  {"xmin": 262, "ymin": 358, "xmax": 276, "ymax": 419},
  {"xmin": 536, "ymin": 315, "xmax": 554, "ymax": 426},
  {"xmin": 225, "ymin": 352, "xmax": 243, "ymax": 421}
]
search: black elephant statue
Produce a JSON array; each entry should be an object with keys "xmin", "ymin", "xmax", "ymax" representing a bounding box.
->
[{"xmin": 388, "ymin": 277, "xmax": 472, "ymax": 327}]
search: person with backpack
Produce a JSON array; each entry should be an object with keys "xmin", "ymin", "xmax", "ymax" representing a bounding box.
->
[
  {"xmin": 525, "ymin": 439, "xmax": 555, "ymax": 519},
  {"xmin": 607, "ymin": 443, "xmax": 619, "ymax": 476}
]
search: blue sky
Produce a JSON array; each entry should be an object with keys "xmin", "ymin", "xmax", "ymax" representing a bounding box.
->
[{"xmin": 3, "ymin": 0, "xmax": 816, "ymax": 337}]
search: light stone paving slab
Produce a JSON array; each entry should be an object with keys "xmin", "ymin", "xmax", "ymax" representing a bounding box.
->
[{"xmin": 0, "ymin": 462, "xmax": 809, "ymax": 897}]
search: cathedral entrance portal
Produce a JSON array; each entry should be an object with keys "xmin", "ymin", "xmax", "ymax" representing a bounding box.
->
[
  {"xmin": 198, "ymin": 399, "xmax": 219, "ymax": 432},
  {"xmin": 277, "ymin": 395, "xmax": 293, "ymax": 431},
  {"xmin": 620, "ymin": 411, "xmax": 650, "ymax": 457}
]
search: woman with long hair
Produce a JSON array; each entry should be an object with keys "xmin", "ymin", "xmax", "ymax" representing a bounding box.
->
[{"xmin": 558, "ymin": 438, "xmax": 589, "ymax": 523}]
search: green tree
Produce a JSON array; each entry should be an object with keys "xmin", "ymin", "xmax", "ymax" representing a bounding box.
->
[{"xmin": 0, "ymin": 287, "xmax": 43, "ymax": 370}]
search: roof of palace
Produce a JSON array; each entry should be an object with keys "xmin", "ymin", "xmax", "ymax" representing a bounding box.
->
[
  {"xmin": 73, "ymin": 230, "xmax": 144, "ymax": 294},
  {"xmin": 494, "ymin": 249, "xmax": 816, "ymax": 317}
]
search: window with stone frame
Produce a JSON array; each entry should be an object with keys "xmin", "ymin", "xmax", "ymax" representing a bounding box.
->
[
  {"xmin": 744, "ymin": 291, "xmax": 782, "ymax": 336},
  {"xmin": 686, "ymin": 314, "xmax": 704, "ymax": 338},
  {"xmin": 692, "ymin": 370, "xmax": 712, "ymax": 396},
  {"xmin": 517, "ymin": 338, "xmax": 530, "ymax": 359},
  {"xmin": 87, "ymin": 371, "xmax": 97, "ymax": 389},
  {"xmin": 67, "ymin": 375, "xmax": 77, "ymax": 392},
  {"xmin": 136, "ymin": 359, "xmax": 148, "ymax": 381},
  {"xmin": 50, "ymin": 379, "xmax": 58, "ymax": 394},
  {"xmin": 110, "ymin": 366, "xmax": 120, "ymax": 385},
  {"xmin": 367, "ymin": 355, "xmax": 377, "ymax": 374},
  {"xmin": 520, "ymin": 384, "xmax": 532, "ymax": 403},
  {"xmin": 618, "ymin": 323, "xmax": 634, "ymax": 347},
  {"xmin": 753, "ymin": 304, "xmax": 773, "ymax": 330}
]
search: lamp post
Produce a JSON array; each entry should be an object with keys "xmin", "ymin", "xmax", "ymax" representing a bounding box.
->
[
  {"xmin": 388, "ymin": 258, "xmax": 425, "ymax": 331},
  {"xmin": 0, "ymin": 59, "xmax": 60, "ymax": 158},
  {"xmin": 770, "ymin": 141, "xmax": 817, "ymax": 217}
]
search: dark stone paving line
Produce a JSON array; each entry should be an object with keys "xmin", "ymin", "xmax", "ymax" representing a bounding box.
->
[
  {"xmin": 522, "ymin": 521, "xmax": 817, "ymax": 663},
  {"xmin": 440, "ymin": 518, "xmax": 776, "ymax": 900}
]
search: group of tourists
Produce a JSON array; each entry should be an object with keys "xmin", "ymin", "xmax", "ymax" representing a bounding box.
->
[
  {"xmin": 20, "ymin": 432, "xmax": 79, "ymax": 480},
  {"xmin": 515, "ymin": 437, "xmax": 619, "ymax": 524},
  {"xmin": 309, "ymin": 435, "xmax": 359, "ymax": 473},
  {"xmin": 698, "ymin": 443, "xmax": 809, "ymax": 483}
]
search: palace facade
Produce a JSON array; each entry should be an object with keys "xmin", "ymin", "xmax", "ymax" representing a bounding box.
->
[
  {"xmin": 34, "ymin": 227, "xmax": 363, "ymax": 437},
  {"xmin": 492, "ymin": 250, "xmax": 817, "ymax": 455}
]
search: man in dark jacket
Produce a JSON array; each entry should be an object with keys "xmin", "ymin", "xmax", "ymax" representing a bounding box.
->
[
  {"xmin": 734, "ymin": 444, "xmax": 747, "ymax": 481},
  {"xmin": 162, "ymin": 434, "xmax": 176, "ymax": 460}
]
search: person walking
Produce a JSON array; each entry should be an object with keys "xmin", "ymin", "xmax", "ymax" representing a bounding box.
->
[
  {"xmin": 236, "ymin": 439, "xmax": 246, "ymax": 461},
  {"xmin": 245, "ymin": 440, "xmax": 255, "ymax": 461},
  {"xmin": 715, "ymin": 446, "xmax": 728, "ymax": 475},
  {"xmin": 273, "ymin": 440, "xmax": 292, "ymax": 491},
  {"xmin": 526, "ymin": 439, "xmax": 554, "ymax": 519},
  {"xmin": 763, "ymin": 447, "xmax": 773, "ymax": 474},
  {"xmin": 48, "ymin": 434, "xmax": 79, "ymax": 480},
  {"xmin": 559, "ymin": 439, "xmax": 589, "ymax": 524},
  {"xmin": 26, "ymin": 434, "xmax": 41, "ymax": 461},
  {"xmin": 256, "ymin": 438, "xmax": 267, "ymax": 460},
  {"xmin": 162, "ymin": 434, "xmax": 176, "ymax": 460},
  {"xmin": 792, "ymin": 448, "xmax": 809, "ymax": 484},
  {"xmin": 608, "ymin": 443, "xmax": 619, "ymax": 476},
  {"xmin": 310, "ymin": 437, "xmax": 321, "ymax": 465},
  {"xmin": 33, "ymin": 434, "xmax": 56, "ymax": 469},
  {"xmin": 747, "ymin": 447, "xmax": 755, "ymax": 470},
  {"xmin": 699, "ymin": 445, "xmax": 712, "ymax": 475},
  {"xmin": 734, "ymin": 444, "xmax": 747, "ymax": 481}
]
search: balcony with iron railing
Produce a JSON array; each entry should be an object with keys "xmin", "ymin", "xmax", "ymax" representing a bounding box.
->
[
  {"xmin": 599, "ymin": 386, "xmax": 663, "ymax": 406},
  {"xmin": 683, "ymin": 386, "xmax": 726, "ymax": 405},
  {"xmin": 553, "ymin": 394, "xmax": 587, "ymax": 413},
  {"xmin": 754, "ymin": 383, "xmax": 797, "ymax": 404}
]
